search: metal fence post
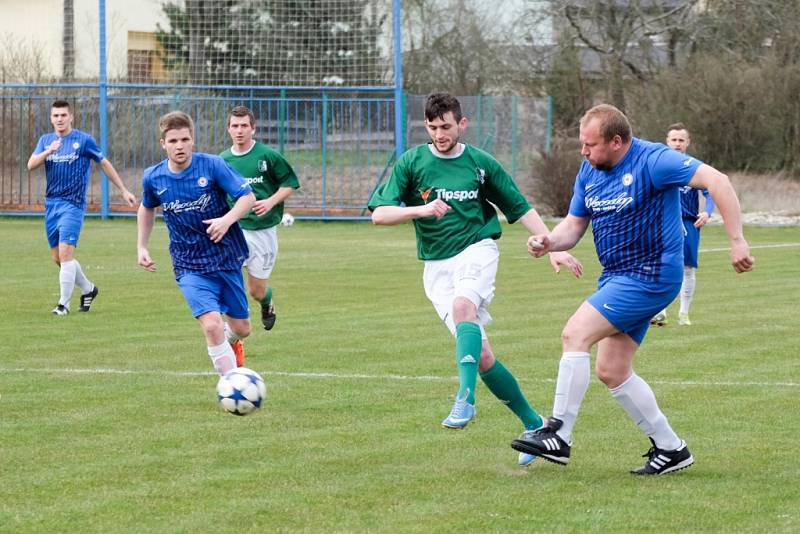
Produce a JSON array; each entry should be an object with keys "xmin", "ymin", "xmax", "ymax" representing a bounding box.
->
[
  {"xmin": 98, "ymin": 0, "xmax": 110, "ymax": 219},
  {"xmin": 321, "ymin": 92, "xmax": 329, "ymax": 215}
]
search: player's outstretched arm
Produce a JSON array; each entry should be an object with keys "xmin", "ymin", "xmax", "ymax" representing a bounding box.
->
[
  {"xmin": 527, "ymin": 214, "xmax": 590, "ymax": 257},
  {"xmin": 137, "ymin": 204, "xmax": 157, "ymax": 272},
  {"xmin": 689, "ymin": 164, "xmax": 754, "ymax": 273},
  {"xmin": 100, "ymin": 159, "xmax": 136, "ymax": 207},
  {"xmin": 203, "ymin": 192, "xmax": 256, "ymax": 243},
  {"xmin": 372, "ymin": 199, "xmax": 451, "ymax": 225},
  {"xmin": 254, "ymin": 186, "xmax": 294, "ymax": 217},
  {"xmin": 517, "ymin": 208, "xmax": 583, "ymax": 277}
]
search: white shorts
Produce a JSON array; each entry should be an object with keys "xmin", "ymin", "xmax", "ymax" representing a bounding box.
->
[
  {"xmin": 242, "ymin": 226, "xmax": 278, "ymax": 280},
  {"xmin": 423, "ymin": 238, "xmax": 498, "ymax": 338}
]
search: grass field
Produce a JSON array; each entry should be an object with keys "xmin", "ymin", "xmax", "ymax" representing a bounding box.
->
[{"xmin": 1, "ymin": 217, "xmax": 798, "ymax": 532}]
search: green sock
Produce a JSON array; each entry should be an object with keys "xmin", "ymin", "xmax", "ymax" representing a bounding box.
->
[
  {"xmin": 455, "ymin": 322, "xmax": 481, "ymax": 405},
  {"xmin": 260, "ymin": 286, "xmax": 273, "ymax": 309},
  {"xmin": 480, "ymin": 359, "xmax": 543, "ymax": 430}
]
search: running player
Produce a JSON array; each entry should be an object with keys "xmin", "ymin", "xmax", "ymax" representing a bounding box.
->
[{"xmin": 137, "ymin": 111, "xmax": 255, "ymax": 374}]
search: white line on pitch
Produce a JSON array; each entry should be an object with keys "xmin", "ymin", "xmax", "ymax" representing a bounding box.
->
[
  {"xmin": 700, "ymin": 242, "xmax": 800, "ymax": 253},
  {"xmin": 1, "ymin": 367, "xmax": 797, "ymax": 388},
  {"xmin": 510, "ymin": 242, "xmax": 800, "ymax": 260}
]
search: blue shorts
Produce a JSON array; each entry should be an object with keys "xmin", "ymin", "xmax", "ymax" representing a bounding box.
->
[
  {"xmin": 45, "ymin": 200, "xmax": 85, "ymax": 248},
  {"xmin": 588, "ymin": 276, "xmax": 681, "ymax": 345},
  {"xmin": 683, "ymin": 219, "xmax": 700, "ymax": 268},
  {"xmin": 176, "ymin": 269, "xmax": 250, "ymax": 319}
]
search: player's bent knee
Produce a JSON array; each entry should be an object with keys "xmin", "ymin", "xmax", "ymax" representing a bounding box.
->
[{"xmin": 478, "ymin": 350, "xmax": 495, "ymax": 372}]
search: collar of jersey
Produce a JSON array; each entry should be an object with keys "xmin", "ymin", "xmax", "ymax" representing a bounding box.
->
[{"xmin": 427, "ymin": 142, "xmax": 465, "ymax": 159}]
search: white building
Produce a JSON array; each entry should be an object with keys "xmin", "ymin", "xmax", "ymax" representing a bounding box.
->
[{"xmin": 0, "ymin": 0, "xmax": 167, "ymax": 81}]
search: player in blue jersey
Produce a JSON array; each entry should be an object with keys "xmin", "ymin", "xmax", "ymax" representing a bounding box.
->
[
  {"xmin": 511, "ymin": 104, "xmax": 753, "ymax": 475},
  {"xmin": 651, "ymin": 123, "xmax": 715, "ymax": 327},
  {"xmin": 27, "ymin": 99, "xmax": 136, "ymax": 316},
  {"xmin": 136, "ymin": 111, "xmax": 256, "ymax": 375}
]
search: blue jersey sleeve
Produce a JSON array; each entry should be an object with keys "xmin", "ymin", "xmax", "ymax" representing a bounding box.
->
[
  {"xmin": 648, "ymin": 147, "xmax": 702, "ymax": 190},
  {"xmin": 34, "ymin": 135, "xmax": 49, "ymax": 155},
  {"xmin": 702, "ymin": 189, "xmax": 715, "ymax": 214},
  {"xmin": 141, "ymin": 170, "xmax": 160, "ymax": 208},
  {"xmin": 82, "ymin": 134, "xmax": 104, "ymax": 163},
  {"xmin": 214, "ymin": 157, "xmax": 252, "ymax": 199}
]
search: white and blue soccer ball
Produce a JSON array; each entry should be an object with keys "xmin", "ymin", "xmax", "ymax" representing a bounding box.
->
[
  {"xmin": 280, "ymin": 213, "xmax": 295, "ymax": 227},
  {"xmin": 216, "ymin": 367, "xmax": 267, "ymax": 416}
]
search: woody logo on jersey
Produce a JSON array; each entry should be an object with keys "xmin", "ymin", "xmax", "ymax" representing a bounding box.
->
[{"xmin": 584, "ymin": 171, "xmax": 635, "ymax": 213}]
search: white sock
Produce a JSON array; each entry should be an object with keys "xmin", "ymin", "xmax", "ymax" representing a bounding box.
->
[
  {"xmin": 73, "ymin": 260, "xmax": 94, "ymax": 294},
  {"xmin": 223, "ymin": 321, "xmax": 241, "ymax": 345},
  {"xmin": 610, "ymin": 373, "xmax": 682, "ymax": 451},
  {"xmin": 208, "ymin": 342, "xmax": 236, "ymax": 376},
  {"xmin": 58, "ymin": 260, "xmax": 77, "ymax": 307},
  {"xmin": 679, "ymin": 268, "xmax": 696, "ymax": 314},
  {"xmin": 552, "ymin": 352, "xmax": 591, "ymax": 443}
]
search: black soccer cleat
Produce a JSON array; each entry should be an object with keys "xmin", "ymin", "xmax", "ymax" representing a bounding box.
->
[
  {"xmin": 79, "ymin": 285, "xmax": 99, "ymax": 312},
  {"xmin": 261, "ymin": 302, "xmax": 276, "ymax": 330},
  {"xmin": 511, "ymin": 417, "xmax": 571, "ymax": 465},
  {"xmin": 631, "ymin": 438, "xmax": 694, "ymax": 476}
]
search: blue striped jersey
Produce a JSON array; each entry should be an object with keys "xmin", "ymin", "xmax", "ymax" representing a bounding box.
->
[
  {"xmin": 34, "ymin": 129, "xmax": 103, "ymax": 209},
  {"xmin": 679, "ymin": 185, "xmax": 715, "ymax": 220},
  {"xmin": 141, "ymin": 153, "xmax": 252, "ymax": 278},
  {"xmin": 569, "ymin": 138, "xmax": 702, "ymax": 284}
]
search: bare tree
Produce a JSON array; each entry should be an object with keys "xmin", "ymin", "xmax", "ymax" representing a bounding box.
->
[
  {"xmin": 560, "ymin": 0, "xmax": 696, "ymax": 110},
  {"xmin": 401, "ymin": 0, "xmax": 515, "ymax": 95},
  {"xmin": 0, "ymin": 34, "xmax": 48, "ymax": 83}
]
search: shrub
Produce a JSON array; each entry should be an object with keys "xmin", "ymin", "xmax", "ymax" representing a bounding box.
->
[{"xmin": 526, "ymin": 134, "xmax": 582, "ymax": 217}]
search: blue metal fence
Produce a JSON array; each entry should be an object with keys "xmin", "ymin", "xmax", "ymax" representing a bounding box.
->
[{"xmin": 0, "ymin": 89, "xmax": 550, "ymax": 219}]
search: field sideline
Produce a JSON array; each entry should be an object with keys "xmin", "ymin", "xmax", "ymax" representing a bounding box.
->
[{"xmin": 1, "ymin": 217, "xmax": 798, "ymax": 532}]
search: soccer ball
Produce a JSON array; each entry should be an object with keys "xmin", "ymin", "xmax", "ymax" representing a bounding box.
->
[
  {"xmin": 216, "ymin": 367, "xmax": 267, "ymax": 416},
  {"xmin": 280, "ymin": 213, "xmax": 295, "ymax": 227}
]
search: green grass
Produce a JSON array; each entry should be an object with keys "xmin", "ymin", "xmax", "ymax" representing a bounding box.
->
[{"xmin": 0, "ymin": 217, "xmax": 798, "ymax": 532}]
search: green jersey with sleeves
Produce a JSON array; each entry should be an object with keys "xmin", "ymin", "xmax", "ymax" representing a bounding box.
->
[
  {"xmin": 368, "ymin": 143, "xmax": 531, "ymax": 260},
  {"xmin": 221, "ymin": 142, "xmax": 300, "ymax": 230}
]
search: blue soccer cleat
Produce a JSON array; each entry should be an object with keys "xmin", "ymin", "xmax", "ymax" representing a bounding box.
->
[
  {"xmin": 441, "ymin": 398, "xmax": 476, "ymax": 429},
  {"xmin": 518, "ymin": 450, "xmax": 538, "ymax": 467}
]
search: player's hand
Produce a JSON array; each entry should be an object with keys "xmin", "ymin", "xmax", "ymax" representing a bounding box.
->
[
  {"xmin": 548, "ymin": 251, "xmax": 583, "ymax": 278},
  {"xmin": 203, "ymin": 217, "xmax": 233, "ymax": 243},
  {"xmin": 419, "ymin": 198, "xmax": 450, "ymax": 220},
  {"xmin": 47, "ymin": 138, "xmax": 62, "ymax": 153},
  {"xmin": 138, "ymin": 248, "xmax": 156, "ymax": 272},
  {"xmin": 121, "ymin": 190, "xmax": 137, "ymax": 207},
  {"xmin": 527, "ymin": 234, "xmax": 551, "ymax": 258},
  {"xmin": 730, "ymin": 238, "xmax": 754, "ymax": 273},
  {"xmin": 694, "ymin": 212, "xmax": 710, "ymax": 228},
  {"xmin": 252, "ymin": 199, "xmax": 273, "ymax": 217}
]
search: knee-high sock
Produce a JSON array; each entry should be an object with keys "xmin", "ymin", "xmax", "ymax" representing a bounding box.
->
[
  {"xmin": 552, "ymin": 352, "xmax": 591, "ymax": 443},
  {"xmin": 224, "ymin": 321, "xmax": 242, "ymax": 345},
  {"xmin": 610, "ymin": 372, "xmax": 681, "ymax": 451},
  {"xmin": 679, "ymin": 267, "xmax": 696, "ymax": 314},
  {"xmin": 208, "ymin": 342, "xmax": 236, "ymax": 376},
  {"xmin": 58, "ymin": 260, "xmax": 78, "ymax": 307},
  {"xmin": 73, "ymin": 260, "xmax": 93, "ymax": 293},
  {"xmin": 455, "ymin": 322, "xmax": 481, "ymax": 404},
  {"xmin": 260, "ymin": 286, "xmax": 273, "ymax": 308},
  {"xmin": 480, "ymin": 359, "xmax": 543, "ymax": 430}
]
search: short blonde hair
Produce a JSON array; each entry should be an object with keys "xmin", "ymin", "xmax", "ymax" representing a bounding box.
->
[
  {"xmin": 159, "ymin": 111, "xmax": 195, "ymax": 140},
  {"xmin": 580, "ymin": 104, "xmax": 632, "ymax": 143}
]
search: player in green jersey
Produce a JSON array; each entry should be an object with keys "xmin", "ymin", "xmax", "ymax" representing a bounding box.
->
[
  {"xmin": 369, "ymin": 92, "xmax": 583, "ymax": 465},
  {"xmin": 221, "ymin": 106, "xmax": 300, "ymax": 330}
]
